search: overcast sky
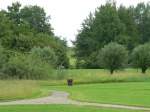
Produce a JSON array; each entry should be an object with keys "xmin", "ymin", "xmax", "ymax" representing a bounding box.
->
[{"xmin": 0, "ymin": 0, "xmax": 149, "ymax": 46}]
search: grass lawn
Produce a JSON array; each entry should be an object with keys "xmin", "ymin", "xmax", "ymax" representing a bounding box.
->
[
  {"xmin": 47, "ymin": 82, "xmax": 150, "ymax": 107},
  {"xmin": 0, "ymin": 80, "xmax": 150, "ymax": 108},
  {"xmin": 0, "ymin": 105, "xmax": 147, "ymax": 112}
]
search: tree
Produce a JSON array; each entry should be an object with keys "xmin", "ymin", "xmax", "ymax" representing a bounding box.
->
[
  {"xmin": 6, "ymin": 2, "xmax": 53, "ymax": 35},
  {"xmin": 75, "ymin": 2, "xmax": 126, "ymax": 68},
  {"xmin": 0, "ymin": 12, "xmax": 13, "ymax": 39},
  {"xmin": 117, "ymin": 6, "xmax": 140, "ymax": 50},
  {"xmin": 33, "ymin": 33, "xmax": 69, "ymax": 68},
  {"xmin": 20, "ymin": 5, "xmax": 53, "ymax": 35},
  {"xmin": 98, "ymin": 42, "xmax": 128, "ymax": 74},
  {"xmin": 131, "ymin": 44, "xmax": 150, "ymax": 73},
  {"xmin": 7, "ymin": 2, "xmax": 22, "ymax": 25},
  {"xmin": 134, "ymin": 3, "xmax": 150, "ymax": 43},
  {"xmin": 0, "ymin": 2, "xmax": 69, "ymax": 79}
]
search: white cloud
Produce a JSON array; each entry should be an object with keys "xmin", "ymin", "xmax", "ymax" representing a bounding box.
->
[{"xmin": 0, "ymin": 0, "xmax": 149, "ymax": 46}]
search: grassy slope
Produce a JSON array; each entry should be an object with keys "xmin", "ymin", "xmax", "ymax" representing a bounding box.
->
[
  {"xmin": 0, "ymin": 105, "xmax": 146, "ymax": 112},
  {"xmin": 48, "ymin": 82, "xmax": 150, "ymax": 107}
]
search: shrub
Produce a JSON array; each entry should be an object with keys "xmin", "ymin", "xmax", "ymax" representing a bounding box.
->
[
  {"xmin": 1, "ymin": 53, "xmax": 54, "ymax": 79},
  {"xmin": 30, "ymin": 47, "xmax": 57, "ymax": 67},
  {"xmin": 98, "ymin": 42, "xmax": 128, "ymax": 74},
  {"xmin": 0, "ymin": 46, "xmax": 9, "ymax": 69},
  {"xmin": 131, "ymin": 44, "xmax": 150, "ymax": 73}
]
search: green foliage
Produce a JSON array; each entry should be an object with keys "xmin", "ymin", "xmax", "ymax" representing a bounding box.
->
[
  {"xmin": 98, "ymin": 43, "xmax": 128, "ymax": 74},
  {"xmin": 31, "ymin": 47, "xmax": 57, "ymax": 67},
  {"xmin": 0, "ymin": 46, "xmax": 9, "ymax": 69},
  {"xmin": 134, "ymin": 3, "xmax": 150, "ymax": 43},
  {"xmin": 5, "ymin": 34, "xmax": 34, "ymax": 52},
  {"xmin": 75, "ymin": 2, "xmax": 126, "ymax": 68},
  {"xmin": 131, "ymin": 44, "xmax": 150, "ymax": 73},
  {"xmin": 55, "ymin": 46, "xmax": 69, "ymax": 68},
  {"xmin": 117, "ymin": 6, "xmax": 139, "ymax": 50},
  {"xmin": 28, "ymin": 33, "xmax": 69, "ymax": 68},
  {"xmin": 20, "ymin": 5, "xmax": 53, "ymax": 35},
  {"xmin": 75, "ymin": 2, "xmax": 150, "ymax": 68},
  {"xmin": 7, "ymin": 2, "xmax": 22, "ymax": 25},
  {"xmin": 0, "ymin": 2, "xmax": 69, "ymax": 79},
  {"xmin": 7, "ymin": 2, "xmax": 53, "ymax": 35},
  {"xmin": 0, "ymin": 12, "xmax": 13, "ymax": 39},
  {"xmin": 1, "ymin": 53, "xmax": 53, "ymax": 79}
]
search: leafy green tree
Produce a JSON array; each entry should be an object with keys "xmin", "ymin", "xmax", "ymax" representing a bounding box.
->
[
  {"xmin": 75, "ymin": 2, "xmax": 126, "ymax": 68},
  {"xmin": 7, "ymin": 2, "xmax": 22, "ymax": 25},
  {"xmin": 98, "ymin": 42, "xmax": 128, "ymax": 74},
  {"xmin": 6, "ymin": 2, "xmax": 53, "ymax": 35},
  {"xmin": 0, "ymin": 2, "xmax": 69, "ymax": 79},
  {"xmin": 2, "ymin": 34, "xmax": 34, "ymax": 52},
  {"xmin": 131, "ymin": 44, "xmax": 150, "ymax": 73},
  {"xmin": 0, "ymin": 12, "xmax": 13, "ymax": 39},
  {"xmin": 117, "ymin": 6, "xmax": 139, "ymax": 50},
  {"xmin": 20, "ymin": 5, "xmax": 53, "ymax": 35},
  {"xmin": 55, "ymin": 46, "xmax": 69, "ymax": 68},
  {"xmin": 33, "ymin": 33, "xmax": 69, "ymax": 68},
  {"xmin": 134, "ymin": 3, "xmax": 150, "ymax": 43}
]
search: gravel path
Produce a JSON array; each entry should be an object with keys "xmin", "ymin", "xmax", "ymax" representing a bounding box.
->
[{"xmin": 0, "ymin": 91, "xmax": 150, "ymax": 111}]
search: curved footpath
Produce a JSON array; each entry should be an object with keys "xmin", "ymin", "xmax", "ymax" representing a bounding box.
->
[{"xmin": 0, "ymin": 91, "xmax": 150, "ymax": 111}]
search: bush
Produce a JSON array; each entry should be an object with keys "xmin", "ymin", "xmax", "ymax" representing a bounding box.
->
[
  {"xmin": 131, "ymin": 44, "xmax": 150, "ymax": 73},
  {"xmin": 1, "ymin": 53, "xmax": 54, "ymax": 79},
  {"xmin": 30, "ymin": 47, "xmax": 57, "ymax": 68},
  {"xmin": 0, "ymin": 46, "xmax": 9, "ymax": 69},
  {"xmin": 98, "ymin": 42, "xmax": 128, "ymax": 74}
]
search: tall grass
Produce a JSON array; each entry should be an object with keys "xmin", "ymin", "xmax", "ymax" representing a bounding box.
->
[
  {"xmin": 0, "ymin": 80, "xmax": 41, "ymax": 101},
  {"xmin": 60, "ymin": 69, "xmax": 150, "ymax": 84}
]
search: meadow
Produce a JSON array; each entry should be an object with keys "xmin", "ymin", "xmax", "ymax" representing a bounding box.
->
[
  {"xmin": 0, "ymin": 69, "xmax": 150, "ymax": 112},
  {"xmin": 62, "ymin": 69, "xmax": 150, "ymax": 84},
  {"xmin": 1, "ymin": 69, "xmax": 150, "ymax": 101},
  {"xmin": 0, "ymin": 80, "xmax": 50, "ymax": 101}
]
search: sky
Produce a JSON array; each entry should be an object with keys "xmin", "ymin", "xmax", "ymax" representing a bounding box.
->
[{"xmin": 0, "ymin": 0, "xmax": 149, "ymax": 46}]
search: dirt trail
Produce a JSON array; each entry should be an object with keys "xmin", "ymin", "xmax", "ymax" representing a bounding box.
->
[{"xmin": 0, "ymin": 91, "xmax": 150, "ymax": 111}]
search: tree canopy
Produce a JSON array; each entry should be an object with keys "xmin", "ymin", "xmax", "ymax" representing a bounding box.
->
[
  {"xmin": 75, "ymin": 1, "xmax": 150, "ymax": 68},
  {"xmin": 98, "ymin": 42, "xmax": 128, "ymax": 74},
  {"xmin": 0, "ymin": 2, "xmax": 69, "ymax": 79}
]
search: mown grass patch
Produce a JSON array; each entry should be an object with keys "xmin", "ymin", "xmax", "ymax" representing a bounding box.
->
[
  {"xmin": 48, "ymin": 82, "xmax": 150, "ymax": 107},
  {"xmin": 0, "ymin": 105, "xmax": 146, "ymax": 112}
]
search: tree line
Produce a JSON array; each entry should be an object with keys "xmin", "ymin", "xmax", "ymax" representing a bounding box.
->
[
  {"xmin": 0, "ymin": 2, "xmax": 69, "ymax": 79},
  {"xmin": 0, "ymin": 1, "xmax": 150, "ymax": 79},
  {"xmin": 75, "ymin": 1, "xmax": 150, "ymax": 72}
]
